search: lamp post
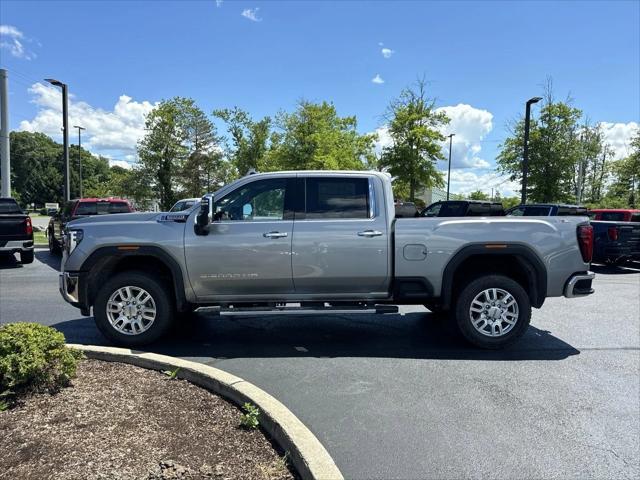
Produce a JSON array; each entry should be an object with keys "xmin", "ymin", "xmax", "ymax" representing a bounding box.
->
[
  {"xmin": 73, "ymin": 125, "xmax": 85, "ymax": 198},
  {"xmin": 446, "ymin": 133, "xmax": 455, "ymax": 200},
  {"xmin": 45, "ymin": 78, "xmax": 70, "ymax": 202},
  {"xmin": 522, "ymin": 96, "xmax": 542, "ymax": 204}
]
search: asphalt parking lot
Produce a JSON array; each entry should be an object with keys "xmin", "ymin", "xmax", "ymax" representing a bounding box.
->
[{"xmin": 1, "ymin": 249, "xmax": 639, "ymax": 479}]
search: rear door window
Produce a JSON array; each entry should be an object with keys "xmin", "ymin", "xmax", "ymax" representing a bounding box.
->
[
  {"xmin": 599, "ymin": 212, "xmax": 626, "ymax": 221},
  {"xmin": 630, "ymin": 214, "xmax": 640, "ymax": 222},
  {"xmin": 439, "ymin": 202, "xmax": 468, "ymax": 216},
  {"xmin": 304, "ymin": 178, "xmax": 369, "ymax": 219},
  {"xmin": 0, "ymin": 199, "xmax": 22, "ymax": 214},
  {"xmin": 101, "ymin": 202, "xmax": 130, "ymax": 214},
  {"xmin": 509, "ymin": 206, "xmax": 551, "ymax": 216}
]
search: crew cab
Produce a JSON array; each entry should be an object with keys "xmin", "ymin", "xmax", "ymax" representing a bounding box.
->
[
  {"xmin": 421, "ymin": 200, "xmax": 505, "ymax": 217},
  {"xmin": 48, "ymin": 197, "xmax": 134, "ymax": 254},
  {"xmin": 59, "ymin": 171, "xmax": 595, "ymax": 349},
  {"xmin": 0, "ymin": 197, "xmax": 33, "ymax": 264}
]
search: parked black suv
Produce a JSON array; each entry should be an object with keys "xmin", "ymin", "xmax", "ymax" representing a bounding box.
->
[{"xmin": 420, "ymin": 200, "xmax": 505, "ymax": 217}]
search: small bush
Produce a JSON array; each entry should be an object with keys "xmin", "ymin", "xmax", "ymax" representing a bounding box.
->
[
  {"xmin": 240, "ymin": 402, "xmax": 260, "ymax": 429},
  {"xmin": 0, "ymin": 323, "xmax": 84, "ymax": 400}
]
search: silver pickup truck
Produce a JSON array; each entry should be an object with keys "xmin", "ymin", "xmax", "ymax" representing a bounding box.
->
[{"xmin": 59, "ymin": 171, "xmax": 595, "ymax": 349}]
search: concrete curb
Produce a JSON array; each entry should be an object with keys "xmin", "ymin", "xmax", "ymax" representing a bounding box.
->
[{"xmin": 67, "ymin": 344, "xmax": 344, "ymax": 480}]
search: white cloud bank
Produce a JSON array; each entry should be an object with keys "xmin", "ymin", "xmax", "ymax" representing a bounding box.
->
[
  {"xmin": 599, "ymin": 121, "xmax": 639, "ymax": 160},
  {"xmin": 0, "ymin": 24, "xmax": 36, "ymax": 60},
  {"xmin": 241, "ymin": 8, "xmax": 261, "ymax": 22},
  {"xmin": 19, "ymin": 82, "xmax": 156, "ymax": 167}
]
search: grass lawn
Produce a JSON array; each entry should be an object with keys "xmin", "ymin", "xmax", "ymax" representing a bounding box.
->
[{"xmin": 33, "ymin": 231, "xmax": 47, "ymax": 245}]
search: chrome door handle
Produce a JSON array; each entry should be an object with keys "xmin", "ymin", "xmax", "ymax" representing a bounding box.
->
[
  {"xmin": 357, "ymin": 230, "xmax": 383, "ymax": 237},
  {"xmin": 263, "ymin": 231, "xmax": 288, "ymax": 238}
]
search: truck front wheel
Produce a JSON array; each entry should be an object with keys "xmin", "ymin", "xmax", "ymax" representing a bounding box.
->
[
  {"xmin": 94, "ymin": 271, "xmax": 174, "ymax": 346},
  {"xmin": 454, "ymin": 275, "xmax": 531, "ymax": 349}
]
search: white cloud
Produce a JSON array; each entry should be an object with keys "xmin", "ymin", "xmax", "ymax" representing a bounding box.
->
[
  {"xmin": 241, "ymin": 8, "xmax": 261, "ymax": 22},
  {"xmin": 0, "ymin": 24, "xmax": 36, "ymax": 60},
  {"xmin": 599, "ymin": 121, "xmax": 639, "ymax": 160},
  {"xmin": 371, "ymin": 74, "xmax": 385, "ymax": 84},
  {"xmin": 448, "ymin": 170, "xmax": 521, "ymax": 198},
  {"xmin": 19, "ymin": 82, "xmax": 156, "ymax": 164},
  {"xmin": 373, "ymin": 103, "xmax": 494, "ymax": 171},
  {"xmin": 216, "ymin": 0, "xmax": 223, "ymax": 6},
  {"xmin": 435, "ymin": 104, "xmax": 494, "ymax": 169},
  {"xmin": 381, "ymin": 48, "xmax": 394, "ymax": 59},
  {"xmin": 108, "ymin": 159, "xmax": 133, "ymax": 170}
]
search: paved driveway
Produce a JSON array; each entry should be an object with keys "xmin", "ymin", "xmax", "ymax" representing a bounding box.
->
[{"xmin": 1, "ymin": 250, "xmax": 639, "ymax": 479}]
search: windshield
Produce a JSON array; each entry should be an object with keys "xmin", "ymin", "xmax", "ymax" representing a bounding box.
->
[
  {"xmin": 0, "ymin": 199, "xmax": 22, "ymax": 214},
  {"xmin": 75, "ymin": 201, "xmax": 130, "ymax": 216},
  {"xmin": 170, "ymin": 200, "xmax": 198, "ymax": 212}
]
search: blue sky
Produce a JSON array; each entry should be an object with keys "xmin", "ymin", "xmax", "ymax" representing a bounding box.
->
[{"xmin": 1, "ymin": 0, "xmax": 638, "ymax": 196}]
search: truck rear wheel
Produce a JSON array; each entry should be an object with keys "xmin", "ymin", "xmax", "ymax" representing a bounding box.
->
[
  {"xmin": 94, "ymin": 271, "xmax": 174, "ymax": 346},
  {"xmin": 454, "ymin": 275, "xmax": 531, "ymax": 349},
  {"xmin": 48, "ymin": 230, "xmax": 61, "ymax": 255}
]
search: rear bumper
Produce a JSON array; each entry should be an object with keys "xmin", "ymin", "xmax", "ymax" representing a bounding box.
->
[
  {"xmin": 564, "ymin": 271, "xmax": 595, "ymax": 298},
  {"xmin": 0, "ymin": 239, "xmax": 34, "ymax": 254}
]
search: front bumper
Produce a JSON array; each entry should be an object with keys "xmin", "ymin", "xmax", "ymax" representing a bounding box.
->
[
  {"xmin": 59, "ymin": 272, "xmax": 90, "ymax": 315},
  {"xmin": 564, "ymin": 271, "xmax": 595, "ymax": 298}
]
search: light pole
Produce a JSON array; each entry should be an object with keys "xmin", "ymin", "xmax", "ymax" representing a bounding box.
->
[
  {"xmin": 522, "ymin": 96, "xmax": 542, "ymax": 204},
  {"xmin": 446, "ymin": 133, "xmax": 455, "ymax": 200},
  {"xmin": 45, "ymin": 78, "xmax": 70, "ymax": 202},
  {"xmin": 73, "ymin": 125, "xmax": 85, "ymax": 198}
]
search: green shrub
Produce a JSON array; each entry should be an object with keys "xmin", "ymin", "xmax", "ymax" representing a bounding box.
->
[
  {"xmin": 0, "ymin": 323, "xmax": 84, "ymax": 398},
  {"xmin": 240, "ymin": 402, "xmax": 260, "ymax": 429}
]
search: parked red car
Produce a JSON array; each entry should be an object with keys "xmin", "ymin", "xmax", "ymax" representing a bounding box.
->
[
  {"xmin": 590, "ymin": 209, "xmax": 640, "ymax": 222},
  {"xmin": 47, "ymin": 198, "xmax": 135, "ymax": 254}
]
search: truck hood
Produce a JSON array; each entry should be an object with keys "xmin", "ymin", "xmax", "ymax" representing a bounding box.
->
[{"xmin": 68, "ymin": 212, "xmax": 160, "ymax": 227}]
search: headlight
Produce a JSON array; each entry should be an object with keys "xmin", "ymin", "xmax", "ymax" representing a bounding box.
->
[{"xmin": 64, "ymin": 229, "xmax": 84, "ymax": 255}]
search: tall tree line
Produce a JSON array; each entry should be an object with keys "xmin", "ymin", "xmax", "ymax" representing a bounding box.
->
[{"xmin": 498, "ymin": 80, "xmax": 638, "ymax": 207}]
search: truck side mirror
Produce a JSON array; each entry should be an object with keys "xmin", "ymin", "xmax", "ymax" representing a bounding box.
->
[{"xmin": 195, "ymin": 196, "xmax": 211, "ymax": 236}]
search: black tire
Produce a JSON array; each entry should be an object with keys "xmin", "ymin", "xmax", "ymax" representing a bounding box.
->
[
  {"xmin": 94, "ymin": 271, "xmax": 175, "ymax": 346},
  {"xmin": 423, "ymin": 302, "xmax": 447, "ymax": 321},
  {"xmin": 48, "ymin": 230, "xmax": 61, "ymax": 255},
  {"xmin": 454, "ymin": 275, "xmax": 531, "ymax": 349},
  {"xmin": 20, "ymin": 250, "xmax": 34, "ymax": 264}
]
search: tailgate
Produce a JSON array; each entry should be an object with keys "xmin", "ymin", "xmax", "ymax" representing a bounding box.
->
[
  {"xmin": 0, "ymin": 215, "xmax": 28, "ymax": 241},
  {"xmin": 620, "ymin": 224, "xmax": 640, "ymax": 256}
]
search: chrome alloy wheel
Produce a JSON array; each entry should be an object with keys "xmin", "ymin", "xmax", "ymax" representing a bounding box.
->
[
  {"xmin": 469, "ymin": 288, "xmax": 519, "ymax": 337},
  {"xmin": 106, "ymin": 286, "xmax": 156, "ymax": 335}
]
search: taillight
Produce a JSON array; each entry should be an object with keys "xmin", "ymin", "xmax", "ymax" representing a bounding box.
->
[
  {"xmin": 577, "ymin": 225, "xmax": 593, "ymax": 264},
  {"xmin": 25, "ymin": 217, "xmax": 33, "ymax": 236},
  {"xmin": 607, "ymin": 226, "xmax": 618, "ymax": 241}
]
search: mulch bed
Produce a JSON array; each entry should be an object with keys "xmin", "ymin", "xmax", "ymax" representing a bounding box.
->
[{"xmin": 0, "ymin": 359, "xmax": 297, "ymax": 480}]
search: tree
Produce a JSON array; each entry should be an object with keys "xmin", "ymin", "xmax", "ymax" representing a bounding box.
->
[
  {"xmin": 468, "ymin": 190, "xmax": 489, "ymax": 200},
  {"xmin": 604, "ymin": 130, "xmax": 640, "ymax": 208},
  {"xmin": 497, "ymin": 82, "xmax": 582, "ymax": 203},
  {"xmin": 213, "ymin": 107, "xmax": 271, "ymax": 175},
  {"xmin": 179, "ymin": 102, "xmax": 230, "ymax": 197},
  {"xmin": 9, "ymin": 131, "xmax": 110, "ymax": 206},
  {"xmin": 137, "ymin": 98, "xmax": 191, "ymax": 210},
  {"xmin": 268, "ymin": 100, "xmax": 376, "ymax": 171},
  {"xmin": 380, "ymin": 79, "xmax": 449, "ymax": 201}
]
